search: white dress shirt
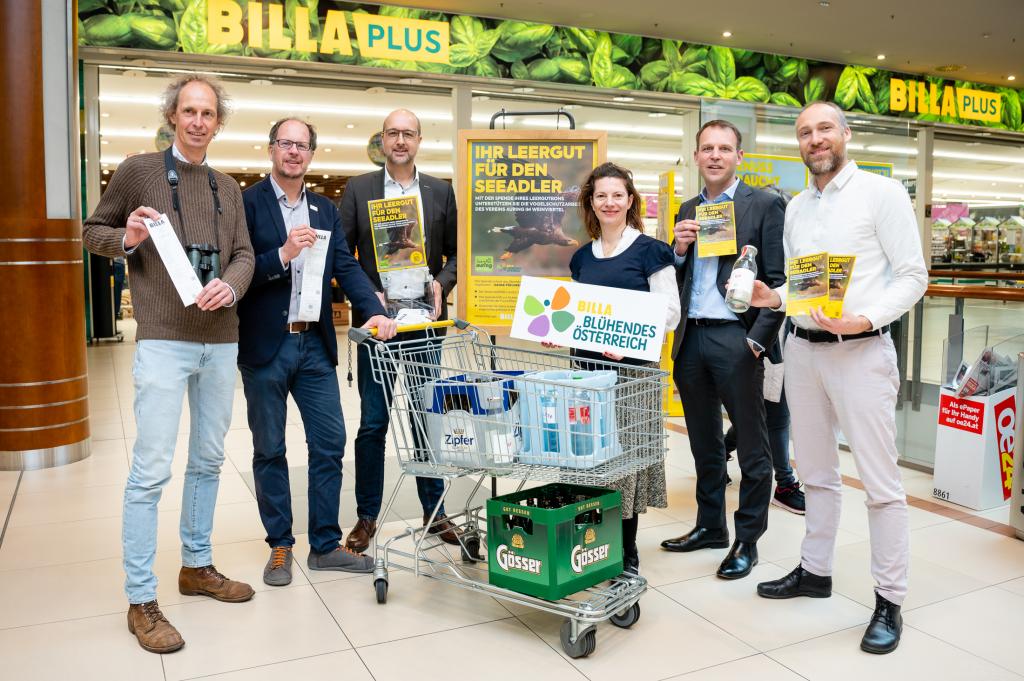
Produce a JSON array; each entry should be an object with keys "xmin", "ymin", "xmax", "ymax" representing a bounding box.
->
[
  {"xmin": 271, "ymin": 176, "xmax": 312, "ymax": 323},
  {"xmin": 775, "ymin": 161, "xmax": 928, "ymax": 330},
  {"xmin": 591, "ymin": 227, "xmax": 682, "ymax": 332}
]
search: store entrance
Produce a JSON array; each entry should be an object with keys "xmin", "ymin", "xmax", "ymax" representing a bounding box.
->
[{"xmin": 84, "ymin": 65, "xmax": 456, "ymax": 338}]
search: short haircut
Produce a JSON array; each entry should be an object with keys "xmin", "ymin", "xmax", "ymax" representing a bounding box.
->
[
  {"xmin": 160, "ymin": 74, "xmax": 229, "ymax": 129},
  {"xmin": 269, "ymin": 118, "xmax": 318, "ymax": 151},
  {"xmin": 696, "ymin": 119, "xmax": 742, "ymax": 150},
  {"xmin": 578, "ymin": 162, "xmax": 645, "ymax": 241},
  {"xmin": 799, "ymin": 100, "xmax": 850, "ymax": 129},
  {"xmin": 382, "ymin": 108, "xmax": 421, "ymax": 134}
]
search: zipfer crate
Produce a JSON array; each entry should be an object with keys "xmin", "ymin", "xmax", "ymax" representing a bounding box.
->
[{"xmin": 487, "ymin": 483, "xmax": 623, "ymax": 601}]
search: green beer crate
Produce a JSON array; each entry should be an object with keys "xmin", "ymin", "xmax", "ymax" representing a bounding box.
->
[{"xmin": 486, "ymin": 483, "xmax": 623, "ymax": 601}]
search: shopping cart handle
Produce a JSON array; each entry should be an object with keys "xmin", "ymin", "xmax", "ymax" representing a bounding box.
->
[{"xmin": 348, "ymin": 319, "xmax": 469, "ymax": 344}]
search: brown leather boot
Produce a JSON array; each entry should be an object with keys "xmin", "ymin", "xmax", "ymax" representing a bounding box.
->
[
  {"xmin": 345, "ymin": 518, "xmax": 377, "ymax": 553},
  {"xmin": 424, "ymin": 512, "xmax": 464, "ymax": 546},
  {"xmin": 127, "ymin": 600, "xmax": 184, "ymax": 654},
  {"xmin": 178, "ymin": 565, "xmax": 255, "ymax": 603}
]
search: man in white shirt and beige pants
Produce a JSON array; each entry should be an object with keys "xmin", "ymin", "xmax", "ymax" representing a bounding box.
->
[{"xmin": 749, "ymin": 101, "xmax": 928, "ymax": 655}]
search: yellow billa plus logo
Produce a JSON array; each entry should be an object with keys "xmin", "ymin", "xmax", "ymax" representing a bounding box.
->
[
  {"xmin": 511, "ymin": 533, "xmax": 525, "ymax": 549},
  {"xmin": 584, "ymin": 528, "xmax": 596, "ymax": 545}
]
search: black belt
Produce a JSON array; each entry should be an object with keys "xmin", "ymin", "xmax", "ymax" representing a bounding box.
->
[
  {"xmin": 286, "ymin": 321, "xmax": 317, "ymax": 333},
  {"xmin": 791, "ymin": 325, "xmax": 890, "ymax": 343},
  {"xmin": 687, "ymin": 318, "xmax": 739, "ymax": 327}
]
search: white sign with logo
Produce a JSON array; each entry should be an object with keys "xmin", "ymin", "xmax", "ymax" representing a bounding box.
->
[{"xmin": 510, "ymin": 276, "xmax": 668, "ymax": 362}]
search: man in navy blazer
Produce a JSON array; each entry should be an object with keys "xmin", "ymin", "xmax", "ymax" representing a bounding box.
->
[
  {"xmin": 238, "ymin": 118, "xmax": 396, "ymax": 587},
  {"xmin": 340, "ymin": 108, "xmax": 461, "ymax": 553},
  {"xmin": 659, "ymin": 120, "xmax": 786, "ymax": 581}
]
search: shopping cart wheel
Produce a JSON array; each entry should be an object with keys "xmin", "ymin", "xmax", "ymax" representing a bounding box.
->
[
  {"xmin": 461, "ymin": 536, "xmax": 482, "ymax": 562},
  {"xmin": 610, "ymin": 602, "xmax": 641, "ymax": 628},
  {"xmin": 374, "ymin": 578, "xmax": 388, "ymax": 604},
  {"xmin": 559, "ymin": 620, "xmax": 596, "ymax": 659}
]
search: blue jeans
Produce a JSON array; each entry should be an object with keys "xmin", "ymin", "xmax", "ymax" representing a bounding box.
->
[
  {"xmin": 123, "ymin": 340, "xmax": 236, "ymax": 604},
  {"xmin": 354, "ymin": 332, "xmax": 445, "ymax": 520},
  {"xmin": 239, "ymin": 330, "xmax": 345, "ymax": 555},
  {"xmin": 724, "ymin": 386, "xmax": 797, "ymax": 488}
]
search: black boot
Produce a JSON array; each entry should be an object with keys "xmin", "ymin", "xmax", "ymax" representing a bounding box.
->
[
  {"xmin": 623, "ymin": 548, "xmax": 640, "ymax": 576},
  {"xmin": 860, "ymin": 592, "xmax": 902, "ymax": 654},
  {"xmin": 716, "ymin": 541, "xmax": 758, "ymax": 579},
  {"xmin": 757, "ymin": 565, "xmax": 832, "ymax": 599}
]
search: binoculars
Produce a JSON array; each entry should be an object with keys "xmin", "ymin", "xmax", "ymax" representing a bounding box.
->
[{"xmin": 186, "ymin": 243, "xmax": 221, "ymax": 286}]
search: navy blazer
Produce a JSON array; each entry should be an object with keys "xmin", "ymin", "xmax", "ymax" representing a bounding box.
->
[
  {"xmin": 340, "ymin": 169, "xmax": 458, "ymax": 327},
  {"xmin": 671, "ymin": 181, "xmax": 787, "ymax": 361},
  {"xmin": 237, "ymin": 177, "xmax": 386, "ymax": 367}
]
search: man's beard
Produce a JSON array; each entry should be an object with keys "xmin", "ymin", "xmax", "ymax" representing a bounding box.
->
[{"xmin": 804, "ymin": 147, "xmax": 844, "ymax": 176}]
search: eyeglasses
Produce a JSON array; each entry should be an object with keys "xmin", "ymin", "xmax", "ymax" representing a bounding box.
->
[
  {"xmin": 272, "ymin": 139, "xmax": 313, "ymax": 152},
  {"xmin": 383, "ymin": 128, "xmax": 420, "ymax": 141}
]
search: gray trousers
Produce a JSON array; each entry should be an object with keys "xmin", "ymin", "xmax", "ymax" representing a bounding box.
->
[{"xmin": 785, "ymin": 332, "xmax": 909, "ymax": 605}]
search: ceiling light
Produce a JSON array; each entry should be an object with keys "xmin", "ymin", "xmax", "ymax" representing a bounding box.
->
[
  {"xmin": 250, "ymin": 79, "xmax": 272, "ymax": 87},
  {"xmin": 346, "ymin": 123, "xmax": 355, "ymax": 129},
  {"xmin": 260, "ymin": 173, "xmax": 266, "ymax": 178},
  {"xmin": 335, "ymin": 189, "xmax": 341, "ymax": 194},
  {"xmin": 1009, "ymin": 75, "xmax": 1017, "ymax": 81},
  {"xmin": 324, "ymin": 148, "xmax": 332, "ymax": 152},
  {"xmin": 512, "ymin": 87, "xmax": 535, "ymax": 94},
  {"xmin": 101, "ymin": 112, "xmax": 110, "ymax": 118},
  {"xmin": 819, "ymin": 0, "xmax": 829, "ymax": 6},
  {"xmin": 722, "ymin": 31, "xmax": 732, "ymax": 38},
  {"xmin": 582, "ymin": 121, "xmax": 683, "ymax": 137},
  {"xmin": 241, "ymin": 167, "xmax": 248, "ymax": 171},
  {"xmin": 365, "ymin": 87, "xmax": 386, "ymax": 95},
  {"xmin": 102, "ymin": 169, "xmax": 109, "ymax": 175},
  {"xmin": 271, "ymin": 67, "xmax": 296, "ymax": 75},
  {"xmin": 101, "ymin": 140, "xmax": 108, "ymax": 145},
  {"xmin": 613, "ymin": 96, "xmax": 635, "ymax": 102},
  {"xmin": 936, "ymin": 64, "xmax": 964, "ymax": 72},
  {"xmin": 648, "ymin": 112, "xmax": 668, "ymax": 118},
  {"xmin": 253, "ymin": 145, "xmax": 261, "ymax": 150},
  {"xmin": 239, "ymin": 181, "xmax": 246, "ymax": 186},
  {"xmin": 398, "ymin": 78, "xmax": 422, "ymax": 85},
  {"xmin": 323, "ymin": 174, "xmax": 329, "ymax": 178},
  {"xmin": 474, "ymin": 95, "xmax": 490, "ymax": 101},
  {"xmin": 877, "ymin": 54, "xmax": 886, "ymax": 60},
  {"xmin": 101, "ymin": 180, "xmax": 107, "ymax": 185},
  {"xmin": 608, "ymin": 149, "xmax": 681, "ymax": 162}
]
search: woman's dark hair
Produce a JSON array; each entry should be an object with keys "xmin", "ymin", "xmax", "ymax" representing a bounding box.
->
[{"xmin": 578, "ymin": 162, "xmax": 644, "ymax": 240}]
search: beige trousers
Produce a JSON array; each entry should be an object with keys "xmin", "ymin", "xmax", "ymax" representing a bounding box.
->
[{"xmin": 784, "ymin": 332, "xmax": 909, "ymax": 605}]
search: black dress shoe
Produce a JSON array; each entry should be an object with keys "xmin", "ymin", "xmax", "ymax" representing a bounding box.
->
[
  {"xmin": 757, "ymin": 565, "xmax": 832, "ymax": 599},
  {"xmin": 861, "ymin": 592, "xmax": 902, "ymax": 654},
  {"xmin": 660, "ymin": 526, "xmax": 730, "ymax": 552},
  {"xmin": 716, "ymin": 541, "xmax": 758, "ymax": 579}
]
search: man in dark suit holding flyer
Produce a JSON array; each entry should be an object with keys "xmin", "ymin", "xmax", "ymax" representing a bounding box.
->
[
  {"xmin": 237, "ymin": 118, "xmax": 396, "ymax": 587},
  {"xmin": 660, "ymin": 120, "xmax": 787, "ymax": 580},
  {"xmin": 340, "ymin": 108, "xmax": 462, "ymax": 553}
]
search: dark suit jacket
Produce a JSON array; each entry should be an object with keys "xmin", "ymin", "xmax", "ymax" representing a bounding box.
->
[
  {"xmin": 671, "ymin": 180, "xmax": 787, "ymax": 361},
  {"xmin": 237, "ymin": 177, "xmax": 386, "ymax": 367},
  {"xmin": 340, "ymin": 168, "xmax": 458, "ymax": 327}
]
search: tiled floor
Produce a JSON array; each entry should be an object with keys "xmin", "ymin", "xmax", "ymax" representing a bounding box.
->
[{"xmin": 2, "ymin": 323, "xmax": 1024, "ymax": 680}]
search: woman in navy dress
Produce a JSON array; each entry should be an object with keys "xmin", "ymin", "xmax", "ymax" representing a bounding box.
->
[{"xmin": 569, "ymin": 162, "xmax": 681, "ymax": 575}]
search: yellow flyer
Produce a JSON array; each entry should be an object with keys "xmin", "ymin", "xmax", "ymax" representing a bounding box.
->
[
  {"xmin": 368, "ymin": 196, "xmax": 427, "ymax": 272},
  {"xmin": 786, "ymin": 252, "xmax": 829, "ymax": 316},
  {"xmin": 695, "ymin": 201, "xmax": 738, "ymax": 258},
  {"xmin": 825, "ymin": 255, "xmax": 856, "ymax": 318}
]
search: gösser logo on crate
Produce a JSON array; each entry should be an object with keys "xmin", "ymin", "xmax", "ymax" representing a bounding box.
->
[{"xmin": 494, "ymin": 544, "xmax": 542, "ymax": 575}]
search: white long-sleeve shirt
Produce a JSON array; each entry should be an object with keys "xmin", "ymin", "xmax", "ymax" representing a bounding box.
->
[
  {"xmin": 774, "ymin": 161, "xmax": 928, "ymax": 330},
  {"xmin": 591, "ymin": 227, "xmax": 682, "ymax": 332}
]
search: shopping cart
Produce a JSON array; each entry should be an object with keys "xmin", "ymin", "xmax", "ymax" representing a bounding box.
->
[{"xmin": 348, "ymin": 319, "xmax": 668, "ymax": 658}]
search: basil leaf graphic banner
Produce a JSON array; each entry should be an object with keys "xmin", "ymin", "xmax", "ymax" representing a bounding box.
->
[{"xmin": 79, "ymin": 1, "xmax": 1024, "ymax": 131}]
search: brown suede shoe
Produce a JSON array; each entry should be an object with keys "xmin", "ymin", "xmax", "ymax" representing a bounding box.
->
[
  {"xmin": 424, "ymin": 512, "xmax": 463, "ymax": 546},
  {"xmin": 178, "ymin": 565, "xmax": 255, "ymax": 603},
  {"xmin": 345, "ymin": 518, "xmax": 377, "ymax": 553},
  {"xmin": 127, "ymin": 600, "xmax": 184, "ymax": 654}
]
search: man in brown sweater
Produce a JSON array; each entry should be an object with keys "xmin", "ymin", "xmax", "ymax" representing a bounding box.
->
[{"xmin": 82, "ymin": 74, "xmax": 255, "ymax": 654}]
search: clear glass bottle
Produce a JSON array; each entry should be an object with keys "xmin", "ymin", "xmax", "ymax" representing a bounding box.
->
[
  {"xmin": 540, "ymin": 389, "xmax": 559, "ymax": 454},
  {"xmin": 725, "ymin": 244, "xmax": 759, "ymax": 313},
  {"xmin": 570, "ymin": 384, "xmax": 594, "ymax": 457}
]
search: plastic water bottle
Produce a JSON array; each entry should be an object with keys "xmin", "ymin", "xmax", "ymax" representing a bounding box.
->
[
  {"xmin": 540, "ymin": 389, "xmax": 559, "ymax": 453},
  {"xmin": 725, "ymin": 244, "xmax": 758, "ymax": 313},
  {"xmin": 570, "ymin": 388, "xmax": 594, "ymax": 456}
]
